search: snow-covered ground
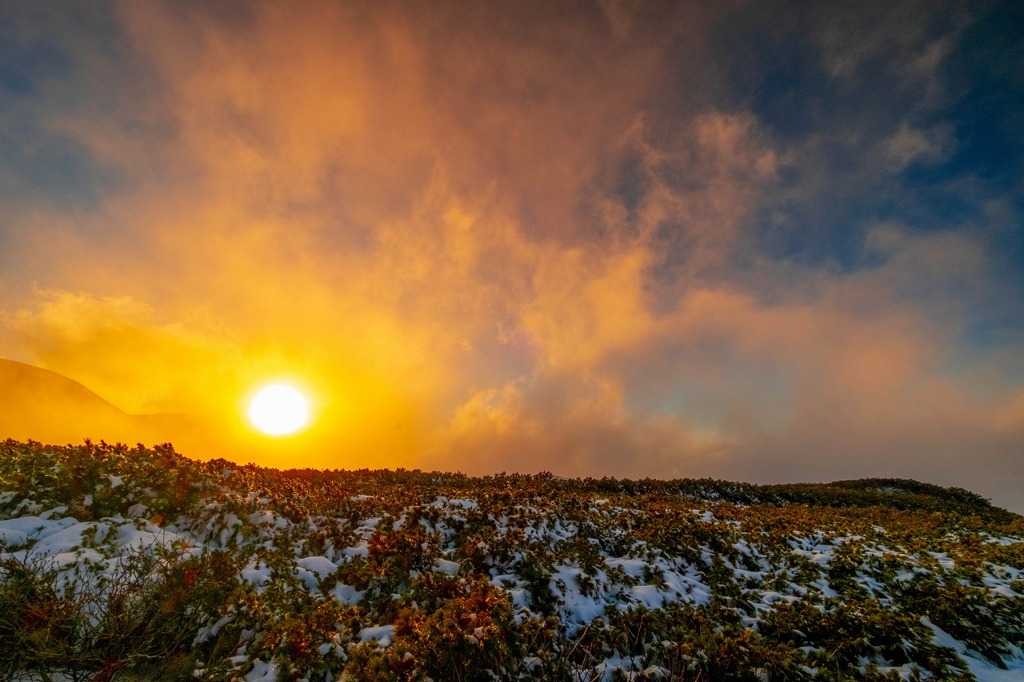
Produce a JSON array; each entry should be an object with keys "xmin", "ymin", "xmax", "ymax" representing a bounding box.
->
[{"xmin": 2, "ymin": 441, "xmax": 1023, "ymax": 681}]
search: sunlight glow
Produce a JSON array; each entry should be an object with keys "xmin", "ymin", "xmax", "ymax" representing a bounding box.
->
[{"xmin": 248, "ymin": 384, "xmax": 310, "ymax": 436}]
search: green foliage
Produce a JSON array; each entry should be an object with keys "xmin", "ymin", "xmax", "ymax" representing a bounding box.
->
[
  {"xmin": 1, "ymin": 439, "xmax": 1021, "ymax": 681},
  {"xmin": 0, "ymin": 545, "xmax": 239, "ymax": 681},
  {"xmin": 897, "ymin": 575, "xmax": 1024, "ymax": 666}
]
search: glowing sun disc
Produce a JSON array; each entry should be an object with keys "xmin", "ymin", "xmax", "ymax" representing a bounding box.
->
[{"xmin": 249, "ymin": 384, "xmax": 310, "ymax": 436}]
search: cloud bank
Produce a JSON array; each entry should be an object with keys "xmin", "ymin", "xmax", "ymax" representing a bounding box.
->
[{"xmin": 0, "ymin": 1, "xmax": 1021, "ymax": 510}]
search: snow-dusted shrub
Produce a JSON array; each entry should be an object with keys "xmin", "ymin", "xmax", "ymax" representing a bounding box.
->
[{"xmin": 0, "ymin": 544, "xmax": 239, "ymax": 681}]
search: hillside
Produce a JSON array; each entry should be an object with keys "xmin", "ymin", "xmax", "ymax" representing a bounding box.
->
[
  {"xmin": 0, "ymin": 358, "xmax": 216, "ymax": 457},
  {"xmin": 0, "ymin": 359, "xmax": 135, "ymax": 443},
  {"xmin": 1, "ymin": 440, "xmax": 1023, "ymax": 681}
]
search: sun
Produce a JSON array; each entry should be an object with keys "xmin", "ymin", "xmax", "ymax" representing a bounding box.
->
[{"xmin": 248, "ymin": 384, "xmax": 310, "ymax": 436}]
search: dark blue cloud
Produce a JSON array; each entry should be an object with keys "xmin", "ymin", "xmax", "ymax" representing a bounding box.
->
[
  {"xmin": 0, "ymin": 122, "xmax": 112, "ymax": 210},
  {"xmin": 0, "ymin": 3, "xmax": 125, "ymax": 211},
  {"xmin": 944, "ymin": 2, "xmax": 1024, "ymax": 189},
  {"xmin": 698, "ymin": 0, "xmax": 1024, "ymax": 333},
  {"xmin": 0, "ymin": 33, "xmax": 69, "ymax": 98},
  {"xmin": 705, "ymin": 1, "xmax": 1021, "ymax": 270}
]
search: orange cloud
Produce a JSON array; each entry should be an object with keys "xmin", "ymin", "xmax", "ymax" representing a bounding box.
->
[{"xmin": 0, "ymin": 2, "xmax": 1020, "ymax": 510}]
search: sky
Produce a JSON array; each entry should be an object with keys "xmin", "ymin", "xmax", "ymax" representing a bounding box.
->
[{"xmin": 1, "ymin": 1, "xmax": 1022, "ymax": 510}]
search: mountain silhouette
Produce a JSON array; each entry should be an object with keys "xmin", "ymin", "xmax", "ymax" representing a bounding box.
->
[
  {"xmin": 0, "ymin": 358, "xmax": 302, "ymax": 464},
  {"xmin": 0, "ymin": 358, "xmax": 139, "ymax": 442},
  {"xmin": 0, "ymin": 358, "xmax": 210, "ymax": 449}
]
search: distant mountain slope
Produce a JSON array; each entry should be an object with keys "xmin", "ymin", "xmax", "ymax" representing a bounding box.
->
[
  {"xmin": 0, "ymin": 358, "xmax": 125, "ymax": 414},
  {"xmin": 0, "ymin": 358, "xmax": 137, "ymax": 443},
  {"xmin": 0, "ymin": 358, "xmax": 209, "ymax": 450}
]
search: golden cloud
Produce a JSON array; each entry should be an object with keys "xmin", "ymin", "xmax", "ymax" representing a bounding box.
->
[{"xmin": 0, "ymin": 2, "xmax": 1020, "ymax": 509}]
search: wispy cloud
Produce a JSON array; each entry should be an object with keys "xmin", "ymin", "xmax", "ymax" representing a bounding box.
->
[{"xmin": 0, "ymin": 1, "xmax": 1020, "ymax": 509}]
